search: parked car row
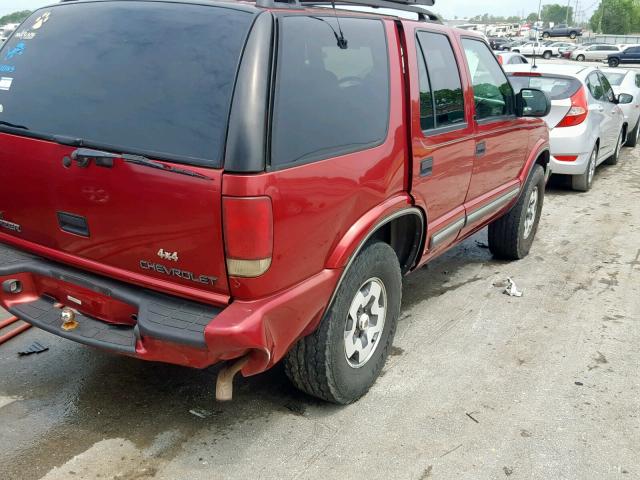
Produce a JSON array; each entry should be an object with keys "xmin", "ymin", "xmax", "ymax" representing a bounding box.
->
[{"xmin": 505, "ymin": 63, "xmax": 639, "ymax": 191}]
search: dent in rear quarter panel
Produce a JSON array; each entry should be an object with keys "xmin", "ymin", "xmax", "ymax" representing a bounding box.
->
[{"xmin": 222, "ymin": 20, "xmax": 407, "ymax": 301}]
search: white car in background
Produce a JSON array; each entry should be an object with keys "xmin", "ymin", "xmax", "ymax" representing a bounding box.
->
[
  {"xmin": 571, "ymin": 44, "xmax": 620, "ymax": 61},
  {"xmin": 511, "ymin": 41, "xmax": 560, "ymax": 59},
  {"xmin": 496, "ymin": 52, "xmax": 529, "ymax": 66},
  {"xmin": 506, "ymin": 64, "xmax": 625, "ymax": 191},
  {"xmin": 602, "ymin": 68, "xmax": 640, "ymax": 147}
]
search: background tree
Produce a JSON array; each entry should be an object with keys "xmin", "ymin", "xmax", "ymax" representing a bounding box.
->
[
  {"xmin": 0, "ymin": 10, "xmax": 31, "ymax": 26},
  {"xmin": 526, "ymin": 12, "xmax": 539, "ymax": 23},
  {"xmin": 590, "ymin": 0, "xmax": 640, "ymax": 34},
  {"xmin": 541, "ymin": 4, "xmax": 574, "ymax": 24}
]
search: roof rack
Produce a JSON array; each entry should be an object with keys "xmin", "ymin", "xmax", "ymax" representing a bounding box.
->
[{"xmin": 255, "ymin": 0, "xmax": 440, "ymax": 22}]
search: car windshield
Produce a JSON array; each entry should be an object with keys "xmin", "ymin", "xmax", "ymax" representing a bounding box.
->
[
  {"xmin": 603, "ymin": 73, "xmax": 626, "ymax": 86},
  {"xmin": 508, "ymin": 74, "xmax": 582, "ymax": 100},
  {"xmin": 0, "ymin": 2, "xmax": 255, "ymax": 167}
]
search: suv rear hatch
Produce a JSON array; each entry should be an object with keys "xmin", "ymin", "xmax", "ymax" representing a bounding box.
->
[{"xmin": 0, "ymin": 1, "xmax": 257, "ymax": 301}]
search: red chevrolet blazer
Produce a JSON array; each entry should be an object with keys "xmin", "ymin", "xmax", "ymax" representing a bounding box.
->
[{"xmin": 0, "ymin": 0, "xmax": 550, "ymax": 403}]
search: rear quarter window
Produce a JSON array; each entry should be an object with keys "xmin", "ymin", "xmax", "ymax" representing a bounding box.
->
[{"xmin": 270, "ymin": 16, "xmax": 389, "ymax": 168}]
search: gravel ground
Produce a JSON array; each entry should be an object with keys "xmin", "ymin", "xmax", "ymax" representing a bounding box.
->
[{"xmin": 1, "ymin": 138, "xmax": 639, "ymax": 480}]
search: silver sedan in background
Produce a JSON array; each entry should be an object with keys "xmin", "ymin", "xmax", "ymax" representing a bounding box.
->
[
  {"xmin": 505, "ymin": 64, "xmax": 625, "ymax": 191},
  {"xmin": 602, "ymin": 68, "xmax": 640, "ymax": 147}
]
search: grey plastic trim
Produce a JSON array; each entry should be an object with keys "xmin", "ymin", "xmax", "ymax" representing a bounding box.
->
[
  {"xmin": 430, "ymin": 217, "xmax": 465, "ymax": 249},
  {"xmin": 466, "ymin": 187, "xmax": 519, "ymax": 225}
]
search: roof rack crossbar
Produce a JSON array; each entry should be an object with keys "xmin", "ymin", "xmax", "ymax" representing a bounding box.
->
[{"xmin": 255, "ymin": 0, "xmax": 440, "ymax": 22}]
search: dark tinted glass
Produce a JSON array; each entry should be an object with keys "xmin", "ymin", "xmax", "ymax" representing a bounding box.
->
[
  {"xmin": 417, "ymin": 32, "xmax": 465, "ymax": 130},
  {"xmin": 0, "ymin": 2, "xmax": 254, "ymax": 166},
  {"xmin": 598, "ymin": 73, "xmax": 615, "ymax": 101},
  {"xmin": 417, "ymin": 47, "xmax": 435, "ymax": 130},
  {"xmin": 462, "ymin": 39, "xmax": 514, "ymax": 120},
  {"xmin": 271, "ymin": 17, "xmax": 389, "ymax": 167},
  {"xmin": 508, "ymin": 74, "xmax": 581, "ymax": 100}
]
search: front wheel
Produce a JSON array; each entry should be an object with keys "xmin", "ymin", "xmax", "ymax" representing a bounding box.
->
[
  {"xmin": 570, "ymin": 32, "xmax": 577, "ymax": 39},
  {"xmin": 577, "ymin": 54, "xmax": 585, "ymax": 62},
  {"xmin": 543, "ymin": 50, "xmax": 552, "ymax": 59},
  {"xmin": 284, "ymin": 242, "xmax": 402, "ymax": 404},
  {"xmin": 626, "ymin": 119, "xmax": 640, "ymax": 147},
  {"xmin": 488, "ymin": 165, "xmax": 545, "ymax": 260}
]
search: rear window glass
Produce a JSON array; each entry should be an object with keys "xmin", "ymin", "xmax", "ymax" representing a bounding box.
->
[
  {"xmin": 271, "ymin": 16, "xmax": 389, "ymax": 168},
  {"xmin": 0, "ymin": 2, "xmax": 254, "ymax": 167},
  {"xmin": 508, "ymin": 74, "xmax": 581, "ymax": 100},
  {"xmin": 603, "ymin": 72, "xmax": 626, "ymax": 86}
]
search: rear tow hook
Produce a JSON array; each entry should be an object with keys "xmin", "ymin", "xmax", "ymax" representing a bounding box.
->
[{"xmin": 215, "ymin": 355, "xmax": 250, "ymax": 402}]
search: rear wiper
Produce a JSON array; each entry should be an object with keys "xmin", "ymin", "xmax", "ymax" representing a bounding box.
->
[
  {"xmin": 69, "ymin": 148, "xmax": 211, "ymax": 180},
  {"xmin": 0, "ymin": 120, "xmax": 29, "ymax": 130}
]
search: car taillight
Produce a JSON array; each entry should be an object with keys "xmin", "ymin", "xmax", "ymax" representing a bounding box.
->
[
  {"xmin": 222, "ymin": 196, "xmax": 273, "ymax": 278},
  {"xmin": 497, "ymin": 55, "xmax": 503, "ymax": 65},
  {"xmin": 555, "ymin": 155, "xmax": 578, "ymax": 162},
  {"xmin": 557, "ymin": 87, "xmax": 588, "ymax": 128}
]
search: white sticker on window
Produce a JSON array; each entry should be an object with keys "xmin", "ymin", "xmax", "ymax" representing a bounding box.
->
[{"xmin": 0, "ymin": 77, "xmax": 13, "ymax": 91}]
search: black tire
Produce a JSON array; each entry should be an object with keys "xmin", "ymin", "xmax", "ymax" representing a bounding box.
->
[
  {"xmin": 572, "ymin": 145, "xmax": 598, "ymax": 191},
  {"xmin": 488, "ymin": 165, "xmax": 545, "ymax": 260},
  {"xmin": 284, "ymin": 242, "xmax": 402, "ymax": 404},
  {"xmin": 577, "ymin": 54, "xmax": 585, "ymax": 62},
  {"xmin": 570, "ymin": 32, "xmax": 577, "ymax": 39},
  {"xmin": 626, "ymin": 119, "xmax": 640, "ymax": 147},
  {"xmin": 605, "ymin": 129, "xmax": 624, "ymax": 165},
  {"xmin": 609, "ymin": 58, "xmax": 620, "ymax": 67},
  {"xmin": 543, "ymin": 32, "xmax": 550, "ymax": 39},
  {"xmin": 543, "ymin": 50, "xmax": 552, "ymax": 59}
]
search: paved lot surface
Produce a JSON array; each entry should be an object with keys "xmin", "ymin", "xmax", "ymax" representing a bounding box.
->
[{"xmin": 1, "ymin": 97, "xmax": 639, "ymax": 479}]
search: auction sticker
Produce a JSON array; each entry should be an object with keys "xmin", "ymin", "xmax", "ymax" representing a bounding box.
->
[{"xmin": 0, "ymin": 77, "xmax": 14, "ymax": 91}]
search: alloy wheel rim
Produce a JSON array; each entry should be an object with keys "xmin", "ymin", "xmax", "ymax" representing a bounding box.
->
[
  {"xmin": 523, "ymin": 186, "xmax": 539, "ymax": 239},
  {"xmin": 344, "ymin": 278, "xmax": 387, "ymax": 368}
]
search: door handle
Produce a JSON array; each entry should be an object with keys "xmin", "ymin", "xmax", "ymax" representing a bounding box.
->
[
  {"xmin": 475, "ymin": 141, "xmax": 487, "ymax": 157},
  {"xmin": 419, "ymin": 157, "xmax": 433, "ymax": 177}
]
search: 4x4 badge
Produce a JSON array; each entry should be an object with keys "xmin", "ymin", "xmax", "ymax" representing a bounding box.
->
[
  {"xmin": 0, "ymin": 212, "xmax": 21, "ymax": 232},
  {"xmin": 157, "ymin": 249, "xmax": 178, "ymax": 262}
]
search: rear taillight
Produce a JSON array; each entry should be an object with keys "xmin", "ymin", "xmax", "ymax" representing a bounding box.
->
[
  {"xmin": 557, "ymin": 87, "xmax": 588, "ymax": 128},
  {"xmin": 497, "ymin": 55, "xmax": 503, "ymax": 65},
  {"xmin": 554, "ymin": 155, "xmax": 579, "ymax": 162},
  {"xmin": 222, "ymin": 196, "xmax": 273, "ymax": 278}
]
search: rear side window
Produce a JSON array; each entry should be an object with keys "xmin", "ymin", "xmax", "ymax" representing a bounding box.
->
[
  {"xmin": 462, "ymin": 38, "xmax": 514, "ymax": 120},
  {"xmin": 508, "ymin": 74, "xmax": 581, "ymax": 100},
  {"xmin": 636, "ymin": 75, "xmax": 640, "ymax": 88},
  {"xmin": 587, "ymin": 73, "xmax": 604, "ymax": 100},
  {"xmin": 603, "ymin": 72, "xmax": 626, "ymax": 86},
  {"xmin": 416, "ymin": 31, "xmax": 465, "ymax": 132},
  {"xmin": 271, "ymin": 16, "xmax": 389, "ymax": 168},
  {"xmin": 0, "ymin": 2, "xmax": 255, "ymax": 167}
]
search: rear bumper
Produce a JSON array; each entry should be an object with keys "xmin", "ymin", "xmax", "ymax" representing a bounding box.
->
[
  {"xmin": 0, "ymin": 242, "xmax": 339, "ymax": 376},
  {"xmin": 549, "ymin": 123, "xmax": 593, "ymax": 176}
]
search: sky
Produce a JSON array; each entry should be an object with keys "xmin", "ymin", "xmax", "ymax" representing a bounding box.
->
[{"xmin": 0, "ymin": 0, "xmax": 600, "ymax": 20}]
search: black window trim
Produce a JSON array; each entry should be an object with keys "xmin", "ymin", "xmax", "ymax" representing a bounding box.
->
[
  {"xmin": 461, "ymin": 36, "xmax": 518, "ymax": 124},
  {"xmin": 266, "ymin": 13, "xmax": 391, "ymax": 172},
  {"xmin": 415, "ymin": 29, "xmax": 468, "ymax": 137}
]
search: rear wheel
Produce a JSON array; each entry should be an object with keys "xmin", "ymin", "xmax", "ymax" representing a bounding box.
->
[
  {"xmin": 609, "ymin": 57, "xmax": 620, "ymax": 67},
  {"xmin": 543, "ymin": 50, "xmax": 552, "ymax": 59},
  {"xmin": 543, "ymin": 32, "xmax": 550, "ymax": 39},
  {"xmin": 577, "ymin": 54, "xmax": 585, "ymax": 62},
  {"xmin": 572, "ymin": 145, "xmax": 598, "ymax": 191},
  {"xmin": 284, "ymin": 242, "xmax": 402, "ymax": 404},
  {"xmin": 570, "ymin": 32, "xmax": 577, "ymax": 39},
  {"xmin": 626, "ymin": 119, "xmax": 640, "ymax": 147},
  {"xmin": 488, "ymin": 165, "xmax": 545, "ymax": 260},
  {"xmin": 605, "ymin": 130, "xmax": 624, "ymax": 165}
]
